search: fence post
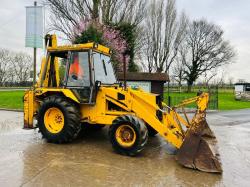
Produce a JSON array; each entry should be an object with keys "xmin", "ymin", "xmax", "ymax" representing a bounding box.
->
[{"xmin": 216, "ymin": 85, "xmax": 219, "ymax": 110}]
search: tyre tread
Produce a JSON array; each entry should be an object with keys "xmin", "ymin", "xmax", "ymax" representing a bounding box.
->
[
  {"xmin": 37, "ymin": 95, "xmax": 80, "ymax": 144},
  {"xmin": 109, "ymin": 115, "xmax": 148, "ymax": 156}
]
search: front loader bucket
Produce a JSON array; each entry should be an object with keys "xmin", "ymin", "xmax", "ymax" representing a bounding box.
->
[{"xmin": 176, "ymin": 112, "xmax": 222, "ymax": 173}]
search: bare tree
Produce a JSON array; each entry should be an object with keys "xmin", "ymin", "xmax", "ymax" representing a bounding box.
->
[
  {"xmin": 181, "ymin": 19, "xmax": 235, "ymax": 92},
  {"xmin": 45, "ymin": 0, "xmax": 146, "ymax": 40},
  {"xmin": 143, "ymin": 0, "xmax": 188, "ymax": 73},
  {"xmin": 144, "ymin": 29, "xmax": 154, "ymax": 72},
  {"xmin": 0, "ymin": 49, "xmax": 32, "ymax": 85},
  {"xmin": 215, "ymin": 70, "xmax": 226, "ymax": 88},
  {"xmin": 111, "ymin": 0, "xmax": 146, "ymax": 26},
  {"xmin": 171, "ymin": 60, "xmax": 185, "ymax": 88},
  {"xmin": 203, "ymin": 69, "xmax": 217, "ymax": 87},
  {"xmin": 0, "ymin": 49, "xmax": 11, "ymax": 86},
  {"xmin": 228, "ymin": 76, "xmax": 234, "ymax": 86},
  {"xmin": 237, "ymin": 79, "xmax": 246, "ymax": 83},
  {"xmin": 12, "ymin": 52, "xmax": 33, "ymax": 83}
]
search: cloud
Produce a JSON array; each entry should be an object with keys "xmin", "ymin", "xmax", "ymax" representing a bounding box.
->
[
  {"xmin": 0, "ymin": 0, "xmax": 43, "ymax": 71},
  {"xmin": 176, "ymin": 0, "xmax": 250, "ymax": 82},
  {"xmin": 0, "ymin": 0, "xmax": 249, "ymax": 82}
]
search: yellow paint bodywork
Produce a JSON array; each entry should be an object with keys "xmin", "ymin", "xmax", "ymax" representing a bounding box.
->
[
  {"xmin": 47, "ymin": 43, "xmax": 111, "ymax": 56},
  {"xmin": 23, "ymin": 90, "xmax": 39, "ymax": 129},
  {"xmin": 24, "ymin": 83, "xmax": 209, "ymax": 149},
  {"xmin": 79, "ymin": 87, "xmax": 202, "ymax": 149},
  {"xmin": 37, "ymin": 57, "xmax": 46, "ymax": 87},
  {"xmin": 24, "ymin": 34, "xmax": 210, "ymax": 150},
  {"xmin": 34, "ymin": 88, "xmax": 80, "ymax": 104}
]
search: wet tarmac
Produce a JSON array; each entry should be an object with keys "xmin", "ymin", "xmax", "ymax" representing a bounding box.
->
[{"xmin": 0, "ymin": 110, "xmax": 250, "ymax": 187}]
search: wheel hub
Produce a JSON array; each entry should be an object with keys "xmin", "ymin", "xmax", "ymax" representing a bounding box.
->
[
  {"xmin": 115, "ymin": 125, "xmax": 136, "ymax": 148},
  {"xmin": 44, "ymin": 107, "xmax": 65, "ymax": 134}
]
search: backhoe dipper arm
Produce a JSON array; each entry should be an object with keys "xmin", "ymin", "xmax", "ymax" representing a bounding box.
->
[{"xmin": 173, "ymin": 93, "xmax": 209, "ymax": 112}]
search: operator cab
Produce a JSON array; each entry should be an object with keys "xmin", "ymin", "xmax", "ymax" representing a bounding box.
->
[{"xmin": 40, "ymin": 44, "xmax": 116, "ymax": 104}]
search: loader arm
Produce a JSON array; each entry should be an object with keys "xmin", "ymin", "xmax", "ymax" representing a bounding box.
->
[
  {"xmin": 126, "ymin": 90, "xmax": 222, "ymax": 173},
  {"xmin": 129, "ymin": 90, "xmax": 184, "ymax": 148},
  {"xmin": 128, "ymin": 91, "xmax": 210, "ymax": 149}
]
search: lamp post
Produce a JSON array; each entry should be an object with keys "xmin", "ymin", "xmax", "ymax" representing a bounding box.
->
[
  {"xmin": 123, "ymin": 50, "xmax": 129, "ymax": 90},
  {"xmin": 25, "ymin": 1, "xmax": 43, "ymax": 87},
  {"xmin": 33, "ymin": 1, "xmax": 37, "ymax": 88}
]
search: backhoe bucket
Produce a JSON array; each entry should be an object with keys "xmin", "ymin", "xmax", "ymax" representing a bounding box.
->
[{"xmin": 176, "ymin": 112, "xmax": 222, "ymax": 173}]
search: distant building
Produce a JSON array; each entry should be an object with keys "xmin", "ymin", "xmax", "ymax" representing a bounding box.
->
[
  {"xmin": 235, "ymin": 83, "xmax": 250, "ymax": 101},
  {"xmin": 117, "ymin": 72, "xmax": 169, "ymax": 98}
]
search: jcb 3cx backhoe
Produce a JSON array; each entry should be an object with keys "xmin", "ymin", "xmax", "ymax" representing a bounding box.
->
[{"xmin": 23, "ymin": 34, "xmax": 222, "ymax": 173}]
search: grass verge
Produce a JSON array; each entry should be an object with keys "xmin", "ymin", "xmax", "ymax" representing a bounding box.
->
[
  {"xmin": 164, "ymin": 92, "xmax": 250, "ymax": 110},
  {"xmin": 0, "ymin": 90, "xmax": 249, "ymax": 111},
  {"xmin": 0, "ymin": 90, "xmax": 24, "ymax": 110},
  {"xmin": 218, "ymin": 93, "xmax": 250, "ymax": 110}
]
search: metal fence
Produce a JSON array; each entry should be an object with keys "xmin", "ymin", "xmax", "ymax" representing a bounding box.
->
[
  {"xmin": 0, "ymin": 81, "xmax": 33, "ymax": 87},
  {"xmin": 164, "ymin": 86, "xmax": 219, "ymax": 110}
]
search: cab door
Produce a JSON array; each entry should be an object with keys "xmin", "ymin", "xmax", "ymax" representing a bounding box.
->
[{"xmin": 66, "ymin": 51, "xmax": 94, "ymax": 104}]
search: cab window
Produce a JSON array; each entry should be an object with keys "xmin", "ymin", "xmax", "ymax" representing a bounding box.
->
[
  {"xmin": 67, "ymin": 52, "xmax": 90, "ymax": 87},
  {"xmin": 93, "ymin": 53, "xmax": 116, "ymax": 84},
  {"xmin": 41, "ymin": 51, "xmax": 68, "ymax": 88}
]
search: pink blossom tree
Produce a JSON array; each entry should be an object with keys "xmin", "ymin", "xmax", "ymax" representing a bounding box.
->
[{"xmin": 73, "ymin": 20, "xmax": 130, "ymax": 72}]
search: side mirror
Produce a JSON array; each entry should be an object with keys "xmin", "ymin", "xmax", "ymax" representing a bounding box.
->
[{"xmin": 95, "ymin": 81, "xmax": 101, "ymax": 88}]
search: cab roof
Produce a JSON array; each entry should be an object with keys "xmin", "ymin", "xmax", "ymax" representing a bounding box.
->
[{"xmin": 47, "ymin": 42, "xmax": 111, "ymax": 56}]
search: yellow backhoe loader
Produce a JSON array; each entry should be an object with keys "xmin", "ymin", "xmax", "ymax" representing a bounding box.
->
[{"xmin": 23, "ymin": 34, "xmax": 222, "ymax": 173}]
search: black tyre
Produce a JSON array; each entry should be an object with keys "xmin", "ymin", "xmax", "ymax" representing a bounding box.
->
[
  {"xmin": 147, "ymin": 125, "xmax": 158, "ymax": 137},
  {"xmin": 37, "ymin": 95, "xmax": 81, "ymax": 143},
  {"xmin": 109, "ymin": 115, "xmax": 148, "ymax": 156}
]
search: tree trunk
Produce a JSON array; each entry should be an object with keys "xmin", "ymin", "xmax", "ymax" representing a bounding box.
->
[
  {"xmin": 92, "ymin": 0, "xmax": 100, "ymax": 20},
  {"xmin": 187, "ymin": 85, "xmax": 191, "ymax": 93},
  {"xmin": 156, "ymin": 67, "xmax": 163, "ymax": 73},
  {"xmin": 178, "ymin": 82, "xmax": 182, "ymax": 93},
  {"xmin": 187, "ymin": 80, "xmax": 193, "ymax": 93}
]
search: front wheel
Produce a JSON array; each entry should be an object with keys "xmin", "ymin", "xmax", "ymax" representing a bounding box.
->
[
  {"xmin": 109, "ymin": 115, "xmax": 148, "ymax": 156},
  {"xmin": 37, "ymin": 96, "xmax": 81, "ymax": 144}
]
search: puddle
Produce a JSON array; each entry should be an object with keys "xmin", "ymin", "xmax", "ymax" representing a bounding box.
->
[{"xmin": 0, "ymin": 110, "xmax": 250, "ymax": 186}]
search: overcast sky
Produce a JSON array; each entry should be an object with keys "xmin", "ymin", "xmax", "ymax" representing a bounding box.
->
[
  {"xmin": 176, "ymin": 0, "xmax": 250, "ymax": 82},
  {"xmin": 0, "ymin": 0, "xmax": 250, "ymax": 82}
]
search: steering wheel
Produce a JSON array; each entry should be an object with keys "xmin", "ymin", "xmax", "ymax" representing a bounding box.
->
[{"xmin": 71, "ymin": 74, "xmax": 78, "ymax": 80}]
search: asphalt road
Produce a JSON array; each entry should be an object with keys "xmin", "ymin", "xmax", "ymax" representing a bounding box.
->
[{"xmin": 0, "ymin": 109, "xmax": 250, "ymax": 187}]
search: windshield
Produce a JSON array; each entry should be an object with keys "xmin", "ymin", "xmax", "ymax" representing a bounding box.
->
[
  {"xmin": 93, "ymin": 53, "xmax": 116, "ymax": 84},
  {"xmin": 67, "ymin": 52, "xmax": 90, "ymax": 87}
]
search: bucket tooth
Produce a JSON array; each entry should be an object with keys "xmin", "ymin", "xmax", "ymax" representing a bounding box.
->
[{"xmin": 175, "ymin": 112, "xmax": 222, "ymax": 173}]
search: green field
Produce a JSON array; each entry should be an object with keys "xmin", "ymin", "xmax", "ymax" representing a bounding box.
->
[
  {"xmin": 164, "ymin": 92, "xmax": 250, "ymax": 110},
  {"xmin": 218, "ymin": 93, "xmax": 250, "ymax": 110},
  {"xmin": 0, "ymin": 90, "xmax": 250, "ymax": 111},
  {"xmin": 0, "ymin": 90, "xmax": 24, "ymax": 110}
]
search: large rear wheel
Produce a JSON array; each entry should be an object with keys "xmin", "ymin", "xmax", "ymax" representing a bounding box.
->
[
  {"xmin": 37, "ymin": 95, "xmax": 81, "ymax": 143},
  {"xmin": 109, "ymin": 115, "xmax": 148, "ymax": 156}
]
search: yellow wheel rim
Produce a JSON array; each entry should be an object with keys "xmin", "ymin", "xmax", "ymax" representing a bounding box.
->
[
  {"xmin": 44, "ymin": 107, "xmax": 64, "ymax": 134},
  {"xmin": 115, "ymin": 124, "xmax": 136, "ymax": 148}
]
